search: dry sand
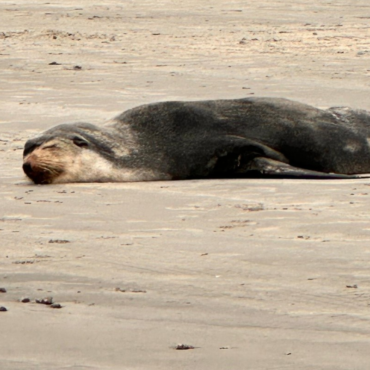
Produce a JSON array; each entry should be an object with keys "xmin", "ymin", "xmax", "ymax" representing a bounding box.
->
[{"xmin": 1, "ymin": 1, "xmax": 370, "ymax": 369}]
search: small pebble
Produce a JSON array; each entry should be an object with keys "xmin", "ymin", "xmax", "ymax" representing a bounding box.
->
[
  {"xmin": 0, "ymin": 306, "xmax": 7, "ymax": 312},
  {"xmin": 176, "ymin": 344, "xmax": 195, "ymax": 350},
  {"xmin": 50, "ymin": 303, "xmax": 62, "ymax": 309},
  {"xmin": 0, "ymin": 288, "xmax": 6, "ymax": 293},
  {"xmin": 36, "ymin": 297, "xmax": 53, "ymax": 305},
  {"xmin": 21, "ymin": 297, "xmax": 30, "ymax": 303}
]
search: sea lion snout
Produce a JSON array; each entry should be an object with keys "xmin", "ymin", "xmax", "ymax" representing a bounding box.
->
[
  {"xmin": 22, "ymin": 157, "xmax": 55, "ymax": 184},
  {"xmin": 23, "ymin": 144, "xmax": 66, "ymax": 184},
  {"xmin": 22, "ymin": 161, "xmax": 33, "ymax": 176}
]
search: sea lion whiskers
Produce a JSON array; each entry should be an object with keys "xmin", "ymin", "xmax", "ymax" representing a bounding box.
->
[
  {"xmin": 23, "ymin": 138, "xmax": 79, "ymax": 183},
  {"xmin": 37, "ymin": 160, "xmax": 64, "ymax": 176},
  {"xmin": 23, "ymin": 154, "xmax": 65, "ymax": 184}
]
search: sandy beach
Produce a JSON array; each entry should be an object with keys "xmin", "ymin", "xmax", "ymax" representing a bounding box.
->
[{"xmin": 1, "ymin": 1, "xmax": 370, "ymax": 369}]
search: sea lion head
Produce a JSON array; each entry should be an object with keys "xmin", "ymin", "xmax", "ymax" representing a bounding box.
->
[{"xmin": 23, "ymin": 122, "xmax": 123, "ymax": 184}]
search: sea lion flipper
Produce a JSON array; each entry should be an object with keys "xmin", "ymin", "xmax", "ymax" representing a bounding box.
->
[
  {"xmin": 249, "ymin": 157, "xmax": 358, "ymax": 179},
  {"xmin": 206, "ymin": 136, "xmax": 290, "ymax": 178}
]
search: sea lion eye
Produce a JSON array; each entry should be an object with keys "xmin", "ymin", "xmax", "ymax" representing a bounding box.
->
[
  {"xmin": 72, "ymin": 137, "xmax": 89, "ymax": 148},
  {"xmin": 42, "ymin": 144, "xmax": 58, "ymax": 150}
]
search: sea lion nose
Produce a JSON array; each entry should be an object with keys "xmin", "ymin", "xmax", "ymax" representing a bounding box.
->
[{"xmin": 22, "ymin": 162, "xmax": 33, "ymax": 175}]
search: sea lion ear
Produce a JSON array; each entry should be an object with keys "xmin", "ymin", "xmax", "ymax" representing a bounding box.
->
[{"xmin": 72, "ymin": 136, "xmax": 89, "ymax": 148}]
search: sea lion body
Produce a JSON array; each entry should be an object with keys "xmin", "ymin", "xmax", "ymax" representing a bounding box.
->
[{"xmin": 23, "ymin": 97, "xmax": 370, "ymax": 184}]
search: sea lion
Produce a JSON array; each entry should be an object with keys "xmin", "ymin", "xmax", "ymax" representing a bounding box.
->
[{"xmin": 22, "ymin": 97, "xmax": 370, "ymax": 184}]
